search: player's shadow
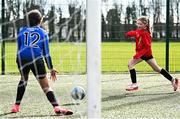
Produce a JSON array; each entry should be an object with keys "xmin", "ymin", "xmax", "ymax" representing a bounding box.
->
[
  {"xmin": 102, "ymin": 93, "xmax": 128, "ymax": 102},
  {"xmin": 4, "ymin": 114, "xmax": 79, "ymax": 118},
  {"xmin": 0, "ymin": 112, "xmax": 54, "ymax": 118},
  {"xmin": 102, "ymin": 91, "xmax": 175, "ymax": 102},
  {"xmin": 142, "ymin": 84, "xmax": 170, "ymax": 89},
  {"xmin": 103, "ymin": 92, "xmax": 179, "ymax": 111},
  {"xmin": 102, "ymin": 84, "xmax": 173, "ymax": 102},
  {"xmin": 0, "ymin": 112, "xmax": 14, "ymax": 117},
  {"xmin": 61, "ymin": 103, "xmax": 80, "ymax": 106},
  {"xmin": 0, "ymin": 114, "xmax": 56, "ymax": 118},
  {"xmin": 0, "ymin": 111, "xmax": 79, "ymax": 118}
]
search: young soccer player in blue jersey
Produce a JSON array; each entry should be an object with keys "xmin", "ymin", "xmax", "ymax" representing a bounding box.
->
[{"xmin": 11, "ymin": 9, "xmax": 73, "ymax": 115}]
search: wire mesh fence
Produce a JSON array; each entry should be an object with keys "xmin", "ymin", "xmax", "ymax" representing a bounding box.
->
[{"xmin": 0, "ymin": 0, "xmax": 180, "ymax": 74}]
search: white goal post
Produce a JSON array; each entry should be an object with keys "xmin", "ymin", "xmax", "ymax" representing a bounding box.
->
[{"xmin": 86, "ymin": 0, "xmax": 102, "ymax": 118}]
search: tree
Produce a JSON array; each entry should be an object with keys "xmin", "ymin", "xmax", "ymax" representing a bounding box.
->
[
  {"xmin": 152, "ymin": 0, "xmax": 162, "ymax": 23},
  {"xmin": 14, "ymin": 0, "xmax": 21, "ymax": 35},
  {"xmin": 4, "ymin": 0, "xmax": 15, "ymax": 38},
  {"xmin": 76, "ymin": 6, "xmax": 82, "ymax": 42},
  {"xmin": 106, "ymin": 4, "xmax": 121, "ymax": 41},
  {"xmin": 169, "ymin": 1, "xmax": 174, "ymax": 38},
  {"xmin": 57, "ymin": 7, "xmax": 63, "ymax": 41},
  {"xmin": 151, "ymin": 0, "xmax": 163, "ymax": 38},
  {"xmin": 124, "ymin": 2, "xmax": 137, "ymax": 33},
  {"xmin": 68, "ymin": 3, "xmax": 76, "ymax": 42},
  {"xmin": 6, "ymin": 0, "xmax": 21, "ymax": 36},
  {"xmin": 139, "ymin": 0, "xmax": 149, "ymax": 16},
  {"xmin": 131, "ymin": 2, "xmax": 137, "ymax": 25},
  {"xmin": 47, "ymin": 5, "xmax": 55, "ymax": 41},
  {"xmin": 175, "ymin": 0, "xmax": 179, "ymax": 38},
  {"xmin": 125, "ymin": 3, "xmax": 137, "ymax": 24},
  {"xmin": 102, "ymin": 14, "xmax": 107, "ymax": 41},
  {"xmin": 67, "ymin": 2, "xmax": 84, "ymax": 42},
  {"xmin": 22, "ymin": 0, "xmax": 45, "ymax": 26},
  {"xmin": 125, "ymin": 6, "xmax": 131, "ymax": 25},
  {"xmin": 4, "ymin": 0, "xmax": 46, "ymax": 38}
]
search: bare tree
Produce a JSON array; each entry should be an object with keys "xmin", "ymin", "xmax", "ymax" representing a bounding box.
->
[
  {"xmin": 22, "ymin": 0, "xmax": 46, "ymax": 25},
  {"xmin": 11, "ymin": 0, "xmax": 21, "ymax": 35},
  {"xmin": 57, "ymin": 7, "xmax": 63, "ymax": 41},
  {"xmin": 4, "ymin": 0, "xmax": 14, "ymax": 38},
  {"xmin": 67, "ymin": 1, "xmax": 84, "ymax": 42},
  {"xmin": 151, "ymin": 0, "xmax": 163, "ymax": 38},
  {"xmin": 131, "ymin": 1, "xmax": 137, "ymax": 25},
  {"xmin": 106, "ymin": 3, "xmax": 121, "ymax": 41},
  {"xmin": 68, "ymin": 3, "xmax": 76, "ymax": 41},
  {"xmin": 47, "ymin": 5, "xmax": 55, "ymax": 40},
  {"xmin": 139, "ymin": 0, "xmax": 149, "ymax": 16},
  {"xmin": 125, "ymin": 5, "xmax": 131, "ymax": 25},
  {"xmin": 152, "ymin": 0, "xmax": 162, "ymax": 23},
  {"xmin": 102, "ymin": 13, "xmax": 107, "ymax": 41},
  {"xmin": 175, "ymin": 0, "xmax": 179, "ymax": 38},
  {"xmin": 169, "ymin": 1, "xmax": 174, "ymax": 38}
]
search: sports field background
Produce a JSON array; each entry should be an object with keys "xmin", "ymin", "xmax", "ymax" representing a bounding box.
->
[
  {"xmin": 0, "ymin": 74, "xmax": 180, "ymax": 118},
  {"xmin": 1, "ymin": 42, "xmax": 180, "ymax": 74},
  {"xmin": 1, "ymin": 42, "xmax": 180, "ymax": 118}
]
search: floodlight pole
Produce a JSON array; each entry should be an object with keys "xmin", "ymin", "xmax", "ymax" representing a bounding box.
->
[
  {"xmin": 86, "ymin": 0, "xmax": 101, "ymax": 118},
  {"xmin": 1, "ymin": 0, "xmax": 5, "ymax": 75},
  {"xmin": 165, "ymin": 0, "xmax": 170, "ymax": 72}
]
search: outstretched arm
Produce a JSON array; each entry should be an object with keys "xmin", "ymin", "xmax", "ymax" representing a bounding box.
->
[
  {"xmin": 125, "ymin": 30, "xmax": 137, "ymax": 38},
  {"xmin": 43, "ymin": 34, "xmax": 58, "ymax": 81},
  {"xmin": 43, "ymin": 35, "xmax": 53, "ymax": 69}
]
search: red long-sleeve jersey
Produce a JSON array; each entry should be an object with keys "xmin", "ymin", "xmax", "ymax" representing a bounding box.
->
[{"xmin": 125, "ymin": 29, "xmax": 152, "ymax": 59}]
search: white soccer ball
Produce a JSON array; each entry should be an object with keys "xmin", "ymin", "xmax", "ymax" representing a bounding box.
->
[{"xmin": 71, "ymin": 86, "xmax": 86, "ymax": 100}]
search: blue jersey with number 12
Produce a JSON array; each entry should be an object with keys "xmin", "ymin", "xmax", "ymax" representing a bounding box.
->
[{"xmin": 17, "ymin": 26, "xmax": 53, "ymax": 69}]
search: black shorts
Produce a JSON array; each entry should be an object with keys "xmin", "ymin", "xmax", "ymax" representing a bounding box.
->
[
  {"xmin": 140, "ymin": 55, "xmax": 153, "ymax": 61},
  {"xmin": 17, "ymin": 58, "xmax": 46, "ymax": 79}
]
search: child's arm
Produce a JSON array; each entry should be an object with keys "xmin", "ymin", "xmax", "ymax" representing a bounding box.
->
[
  {"xmin": 42, "ymin": 34, "xmax": 59, "ymax": 81},
  {"xmin": 43, "ymin": 34, "xmax": 53, "ymax": 70},
  {"xmin": 125, "ymin": 30, "xmax": 137, "ymax": 38},
  {"xmin": 17, "ymin": 28, "xmax": 24, "ymax": 51},
  {"xmin": 17, "ymin": 35, "xmax": 21, "ymax": 51}
]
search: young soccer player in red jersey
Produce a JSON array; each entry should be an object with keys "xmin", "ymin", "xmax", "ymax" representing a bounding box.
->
[
  {"xmin": 11, "ymin": 9, "xmax": 73, "ymax": 115},
  {"xmin": 125, "ymin": 16, "xmax": 179, "ymax": 91}
]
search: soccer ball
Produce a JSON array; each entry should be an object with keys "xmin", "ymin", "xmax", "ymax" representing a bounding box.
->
[{"xmin": 71, "ymin": 86, "xmax": 86, "ymax": 100}]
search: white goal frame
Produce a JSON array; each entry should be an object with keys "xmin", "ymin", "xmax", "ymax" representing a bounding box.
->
[{"xmin": 86, "ymin": 0, "xmax": 101, "ymax": 118}]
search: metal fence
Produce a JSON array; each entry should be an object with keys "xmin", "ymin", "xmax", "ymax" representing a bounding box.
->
[{"xmin": 0, "ymin": 0, "xmax": 180, "ymax": 74}]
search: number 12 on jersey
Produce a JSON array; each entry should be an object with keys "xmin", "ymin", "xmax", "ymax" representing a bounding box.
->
[{"xmin": 24, "ymin": 32, "xmax": 40, "ymax": 48}]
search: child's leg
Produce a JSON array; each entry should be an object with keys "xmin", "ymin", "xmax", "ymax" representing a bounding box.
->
[
  {"xmin": 146, "ymin": 58, "xmax": 178, "ymax": 91},
  {"xmin": 29, "ymin": 58, "xmax": 59, "ymax": 107},
  {"xmin": 38, "ymin": 77, "xmax": 59, "ymax": 107},
  {"xmin": 33, "ymin": 58, "xmax": 73, "ymax": 115},
  {"xmin": 128, "ymin": 58, "xmax": 142, "ymax": 83},
  {"xmin": 15, "ymin": 76, "xmax": 28, "ymax": 105},
  {"xmin": 38, "ymin": 77, "xmax": 73, "ymax": 115},
  {"xmin": 15, "ymin": 61, "xmax": 30, "ymax": 105},
  {"xmin": 146, "ymin": 58, "xmax": 173, "ymax": 81},
  {"xmin": 12, "ymin": 60, "xmax": 30, "ymax": 113}
]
